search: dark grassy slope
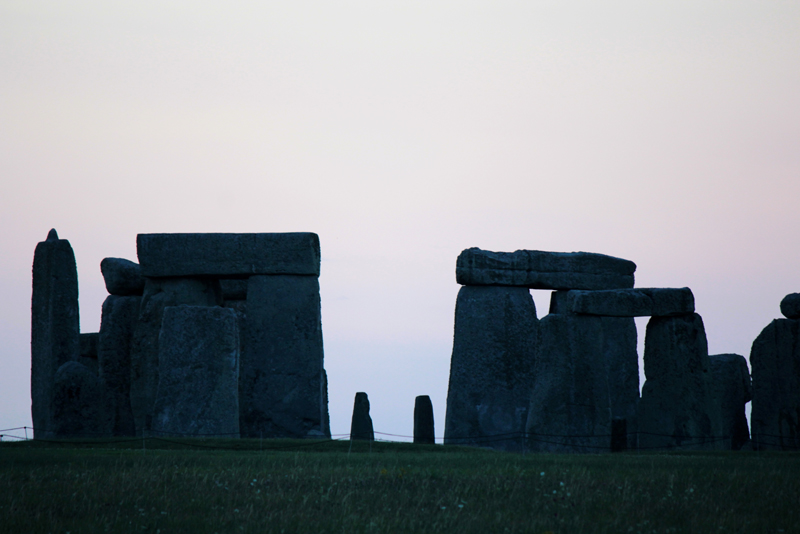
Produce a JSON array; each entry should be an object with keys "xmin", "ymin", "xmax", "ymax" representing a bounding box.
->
[{"xmin": 1, "ymin": 440, "xmax": 798, "ymax": 534}]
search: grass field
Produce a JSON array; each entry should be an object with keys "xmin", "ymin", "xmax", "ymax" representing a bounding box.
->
[{"xmin": 1, "ymin": 438, "xmax": 798, "ymax": 533}]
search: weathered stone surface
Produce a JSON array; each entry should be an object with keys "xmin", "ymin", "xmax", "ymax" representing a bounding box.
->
[
  {"xmin": 100, "ymin": 258, "xmax": 145, "ymax": 296},
  {"xmin": 708, "ymin": 353, "xmax": 751, "ymax": 450},
  {"xmin": 52, "ymin": 361, "xmax": 111, "ymax": 437},
  {"xmin": 750, "ymin": 319, "xmax": 800, "ymax": 451},
  {"xmin": 780, "ymin": 293, "xmax": 800, "ymax": 320},
  {"xmin": 129, "ymin": 278, "xmax": 222, "ymax": 435},
  {"xmin": 321, "ymin": 369, "xmax": 331, "ymax": 438},
  {"xmin": 350, "ymin": 392, "xmax": 374, "ymax": 441},
  {"xmin": 98, "ymin": 295, "xmax": 140, "ymax": 437},
  {"xmin": 223, "ymin": 299, "xmax": 246, "ymax": 358},
  {"xmin": 31, "ymin": 229, "xmax": 80, "ymax": 439},
  {"xmin": 240, "ymin": 275, "xmax": 326, "ymax": 438},
  {"xmin": 639, "ymin": 314, "xmax": 714, "ymax": 450},
  {"xmin": 79, "ymin": 333, "xmax": 99, "ymax": 375},
  {"xmin": 548, "ymin": 290, "xmax": 571, "ymax": 314},
  {"xmin": 137, "ymin": 233, "xmax": 320, "ymax": 278},
  {"xmin": 526, "ymin": 314, "xmax": 614, "ymax": 452},
  {"xmin": 414, "ymin": 395, "xmax": 435, "ymax": 444},
  {"xmin": 221, "ymin": 279, "xmax": 248, "ymax": 300},
  {"xmin": 151, "ymin": 306, "xmax": 240, "ymax": 438},
  {"xmin": 444, "ymin": 286, "xmax": 538, "ymax": 452},
  {"xmin": 456, "ymin": 248, "xmax": 635, "ymax": 290},
  {"xmin": 568, "ymin": 288, "xmax": 695, "ymax": 317}
]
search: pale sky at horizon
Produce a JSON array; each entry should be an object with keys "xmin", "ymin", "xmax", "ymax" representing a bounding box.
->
[{"xmin": 1, "ymin": 1, "xmax": 799, "ymax": 440}]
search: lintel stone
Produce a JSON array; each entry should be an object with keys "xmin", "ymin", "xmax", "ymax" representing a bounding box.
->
[{"xmin": 568, "ymin": 288, "xmax": 695, "ymax": 317}]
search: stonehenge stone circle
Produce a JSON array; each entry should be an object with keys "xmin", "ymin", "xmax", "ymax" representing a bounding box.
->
[
  {"xmin": 241, "ymin": 274, "xmax": 326, "ymax": 438},
  {"xmin": 639, "ymin": 313, "xmax": 714, "ymax": 450},
  {"xmin": 750, "ymin": 316, "xmax": 800, "ymax": 451},
  {"xmin": 79, "ymin": 333, "xmax": 99, "ymax": 375},
  {"xmin": 31, "ymin": 229, "xmax": 80, "ymax": 439},
  {"xmin": 444, "ymin": 285, "xmax": 538, "ymax": 451},
  {"xmin": 780, "ymin": 293, "xmax": 800, "ymax": 320},
  {"xmin": 350, "ymin": 392, "xmax": 374, "ymax": 441},
  {"xmin": 137, "ymin": 232, "xmax": 320, "ymax": 278},
  {"xmin": 708, "ymin": 353, "xmax": 751, "ymax": 450},
  {"xmin": 456, "ymin": 248, "xmax": 636, "ymax": 290},
  {"xmin": 568, "ymin": 288, "xmax": 695, "ymax": 317},
  {"xmin": 100, "ymin": 257, "xmax": 145, "ymax": 296},
  {"xmin": 98, "ymin": 295, "xmax": 140, "ymax": 437},
  {"xmin": 414, "ymin": 395, "xmax": 435, "ymax": 444},
  {"xmin": 52, "ymin": 361, "xmax": 110, "ymax": 437},
  {"xmin": 151, "ymin": 306, "xmax": 240, "ymax": 438}
]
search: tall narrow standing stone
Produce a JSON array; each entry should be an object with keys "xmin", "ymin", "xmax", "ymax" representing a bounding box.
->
[
  {"xmin": 240, "ymin": 275, "xmax": 325, "ymax": 438},
  {"xmin": 414, "ymin": 395, "xmax": 435, "ymax": 444},
  {"xmin": 708, "ymin": 353, "xmax": 751, "ymax": 450},
  {"xmin": 98, "ymin": 295, "xmax": 140, "ymax": 436},
  {"xmin": 444, "ymin": 286, "xmax": 538, "ymax": 452},
  {"xmin": 350, "ymin": 392, "xmax": 374, "ymax": 441},
  {"xmin": 129, "ymin": 277, "xmax": 221, "ymax": 435},
  {"xmin": 638, "ymin": 313, "xmax": 714, "ymax": 450},
  {"xmin": 31, "ymin": 229, "xmax": 80, "ymax": 439}
]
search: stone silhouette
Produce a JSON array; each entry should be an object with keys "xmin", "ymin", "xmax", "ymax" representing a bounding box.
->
[
  {"xmin": 567, "ymin": 287, "xmax": 695, "ymax": 317},
  {"xmin": 350, "ymin": 392, "xmax": 374, "ymax": 441},
  {"xmin": 708, "ymin": 353, "xmax": 751, "ymax": 450},
  {"xmin": 79, "ymin": 333, "xmax": 99, "ymax": 375},
  {"xmin": 100, "ymin": 258, "xmax": 145, "ymax": 296},
  {"xmin": 51, "ymin": 361, "xmax": 110, "ymax": 437},
  {"xmin": 414, "ymin": 395, "xmax": 435, "ymax": 444}
]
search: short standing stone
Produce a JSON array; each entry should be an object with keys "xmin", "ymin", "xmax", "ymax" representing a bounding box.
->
[
  {"xmin": 52, "ymin": 361, "xmax": 111, "ymax": 437},
  {"xmin": 750, "ymin": 318, "xmax": 800, "ymax": 451},
  {"xmin": 456, "ymin": 248, "xmax": 636, "ymax": 290},
  {"xmin": 780, "ymin": 293, "xmax": 800, "ymax": 320},
  {"xmin": 137, "ymin": 233, "xmax": 320, "ymax": 278},
  {"xmin": 444, "ymin": 286, "xmax": 538, "ymax": 452},
  {"xmin": 151, "ymin": 306, "xmax": 240, "ymax": 438},
  {"xmin": 708, "ymin": 353, "xmax": 751, "ymax": 450},
  {"xmin": 638, "ymin": 314, "xmax": 714, "ymax": 450},
  {"xmin": 100, "ymin": 258, "xmax": 145, "ymax": 296},
  {"xmin": 31, "ymin": 229, "xmax": 80, "ymax": 439},
  {"xmin": 79, "ymin": 333, "xmax": 99, "ymax": 375},
  {"xmin": 129, "ymin": 277, "xmax": 222, "ymax": 435},
  {"xmin": 568, "ymin": 288, "xmax": 695, "ymax": 317},
  {"xmin": 98, "ymin": 295, "xmax": 140, "ymax": 437},
  {"xmin": 350, "ymin": 392, "xmax": 374, "ymax": 441},
  {"xmin": 414, "ymin": 395, "xmax": 435, "ymax": 444},
  {"xmin": 240, "ymin": 275, "xmax": 326, "ymax": 438}
]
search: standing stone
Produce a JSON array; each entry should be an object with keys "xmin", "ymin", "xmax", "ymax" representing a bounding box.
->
[
  {"xmin": 129, "ymin": 277, "xmax": 221, "ymax": 435},
  {"xmin": 414, "ymin": 395, "xmax": 435, "ymax": 444},
  {"xmin": 444, "ymin": 286, "xmax": 538, "ymax": 452},
  {"xmin": 750, "ymin": 318, "xmax": 800, "ymax": 451},
  {"xmin": 98, "ymin": 295, "xmax": 140, "ymax": 437},
  {"xmin": 79, "ymin": 333, "xmax": 99, "ymax": 375},
  {"xmin": 52, "ymin": 361, "xmax": 111, "ymax": 437},
  {"xmin": 223, "ymin": 299, "xmax": 247, "ymax": 359},
  {"xmin": 100, "ymin": 258, "xmax": 145, "ymax": 296},
  {"xmin": 240, "ymin": 275, "xmax": 326, "ymax": 438},
  {"xmin": 31, "ymin": 229, "xmax": 80, "ymax": 439},
  {"xmin": 780, "ymin": 293, "xmax": 800, "ymax": 320},
  {"xmin": 526, "ymin": 313, "xmax": 613, "ymax": 452},
  {"xmin": 456, "ymin": 248, "xmax": 636, "ymax": 290},
  {"xmin": 708, "ymin": 353, "xmax": 751, "ymax": 450},
  {"xmin": 151, "ymin": 306, "xmax": 240, "ymax": 438},
  {"xmin": 639, "ymin": 314, "xmax": 714, "ymax": 450},
  {"xmin": 350, "ymin": 392, "xmax": 374, "ymax": 441}
]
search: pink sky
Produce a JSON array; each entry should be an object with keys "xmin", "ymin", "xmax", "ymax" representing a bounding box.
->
[{"xmin": 1, "ymin": 1, "xmax": 799, "ymax": 440}]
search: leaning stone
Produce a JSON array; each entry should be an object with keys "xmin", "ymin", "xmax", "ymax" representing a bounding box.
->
[
  {"xmin": 240, "ymin": 275, "xmax": 326, "ymax": 438},
  {"xmin": 52, "ymin": 361, "xmax": 111, "ymax": 437},
  {"xmin": 526, "ymin": 314, "xmax": 613, "ymax": 452},
  {"xmin": 750, "ymin": 318, "xmax": 800, "ymax": 451},
  {"xmin": 31, "ymin": 228, "xmax": 80, "ymax": 439},
  {"xmin": 129, "ymin": 277, "xmax": 222, "ymax": 435},
  {"xmin": 568, "ymin": 288, "xmax": 695, "ymax": 317},
  {"xmin": 708, "ymin": 353, "xmax": 751, "ymax": 450},
  {"xmin": 638, "ymin": 314, "xmax": 714, "ymax": 450},
  {"xmin": 780, "ymin": 293, "xmax": 800, "ymax": 320},
  {"xmin": 79, "ymin": 333, "xmax": 99, "ymax": 375},
  {"xmin": 151, "ymin": 306, "xmax": 240, "ymax": 438},
  {"xmin": 350, "ymin": 392, "xmax": 374, "ymax": 441},
  {"xmin": 98, "ymin": 295, "xmax": 140, "ymax": 437},
  {"xmin": 137, "ymin": 233, "xmax": 320, "ymax": 278},
  {"xmin": 414, "ymin": 395, "xmax": 435, "ymax": 444},
  {"xmin": 456, "ymin": 248, "xmax": 635, "ymax": 290},
  {"xmin": 444, "ymin": 286, "xmax": 538, "ymax": 452},
  {"xmin": 221, "ymin": 279, "xmax": 248, "ymax": 301},
  {"xmin": 100, "ymin": 258, "xmax": 145, "ymax": 296}
]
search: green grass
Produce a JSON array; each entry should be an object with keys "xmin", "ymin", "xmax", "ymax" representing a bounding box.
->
[{"xmin": 1, "ymin": 439, "xmax": 798, "ymax": 533}]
